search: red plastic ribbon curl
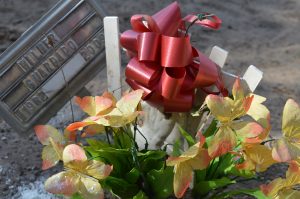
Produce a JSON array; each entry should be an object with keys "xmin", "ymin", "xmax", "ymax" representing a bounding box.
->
[{"xmin": 121, "ymin": 2, "xmax": 225, "ymax": 112}]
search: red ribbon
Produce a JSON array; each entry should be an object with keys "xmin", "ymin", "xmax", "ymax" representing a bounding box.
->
[{"xmin": 121, "ymin": 2, "xmax": 225, "ymax": 112}]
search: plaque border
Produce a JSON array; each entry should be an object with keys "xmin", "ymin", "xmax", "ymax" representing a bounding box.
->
[{"xmin": 0, "ymin": 0, "xmax": 107, "ymax": 134}]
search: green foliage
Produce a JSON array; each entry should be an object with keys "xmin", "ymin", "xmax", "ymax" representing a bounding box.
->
[
  {"xmin": 85, "ymin": 129, "xmax": 173, "ymax": 199},
  {"xmin": 133, "ymin": 191, "xmax": 149, "ymax": 199},
  {"xmin": 172, "ymin": 139, "xmax": 182, "ymax": 157},
  {"xmin": 194, "ymin": 177, "xmax": 236, "ymax": 195},
  {"xmin": 203, "ymin": 119, "xmax": 218, "ymax": 137},
  {"xmin": 147, "ymin": 167, "xmax": 174, "ymax": 199},
  {"xmin": 71, "ymin": 193, "xmax": 84, "ymax": 199},
  {"xmin": 103, "ymin": 176, "xmax": 140, "ymax": 198},
  {"xmin": 179, "ymin": 125, "xmax": 196, "ymax": 147}
]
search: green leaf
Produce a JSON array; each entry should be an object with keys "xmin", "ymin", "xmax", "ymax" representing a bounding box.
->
[
  {"xmin": 138, "ymin": 150, "xmax": 166, "ymax": 161},
  {"xmin": 86, "ymin": 138, "xmax": 109, "ymax": 150},
  {"xmin": 133, "ymin": 191, "xmax": 149, "ymax": 199},
  {"xmin": 215, "ymin": 188, "xmax": 266, "ymax": 199},
  {"xmin": 178, "ymin": 126, "xmax": 195, "ymax": 147},
  {"xmin": 194, "ymin": 177, "xmax": 236, "ymax": 195},
  {"xmin": 172, "ymin": 139, "xmax": 182, "ymax": 157},
  {"xmin": 103, "ymin": 176, "xmax": 139, "ymax": 199},
  {"xmin": 203, "ymin": 119, "xmax": 218, "ymax": 137},
  {"xmin": 146, "ymin": 167, "xmax": 174, "ymax": 199},
  {"xmin": 113, "ymin": 129, "xmax": 132, "ymax": 149},
  {"xmin": 138, "ymin": 150, "xmax": 167, "ymax": 172},
  {"xmin": 224, "ymin": 164, "xmax": 254, "ymax": 178},
  {"xmin": 125, "ymin": 168, "xmax": 140, "ymax": 184},
  {"xmin": 195, "ymin": 169, "xmax": 207, "ymax": 182},
  {"xmin": 213, "ymin": 154, "xmax": 234, "ymax": 178},
  {"xmin": 71, "ymin": 193, "xmax": 83, "ymax": 199},
  {"xmin": 85, "ymin": 147, "xmax": 132, "ymax": 176}
]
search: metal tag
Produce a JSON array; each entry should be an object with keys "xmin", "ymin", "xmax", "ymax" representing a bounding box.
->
[{"xmin": 0, "ymin": 0, "xmax": 107, "ymax": 133}]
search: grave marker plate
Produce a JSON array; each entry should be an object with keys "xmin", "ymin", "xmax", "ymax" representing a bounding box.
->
[{"xmin": 0, "ymin": 0, "xmax": 107, "ymax": 133}]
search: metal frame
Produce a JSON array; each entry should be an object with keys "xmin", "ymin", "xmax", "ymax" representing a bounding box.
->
[{"xmin": 0, "ymin": 0, "xmax": 107, "ymax": 134}]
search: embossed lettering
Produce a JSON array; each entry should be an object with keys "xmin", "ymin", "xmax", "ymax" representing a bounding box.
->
[
  {"xmin": 23, "ymin": 78, "xmax": 37, "ymax": 91},
  {"xmin": 49, "ymin": 56, "xmax": 59, "ymax": 68},
  {"xmin": 67, "ymin": 39, "xmax": 77, "ymax": 51},
  {"xmin": 15, "ymin": 91, "xmax": 49, "ymax": 122},
  {"xmin": 42, "ymin": 61, "xmax": 55, "ymax": 73},
  {"xmin": 36, "ymin": 40, "xmax": 49, "ymax": 55},
  {"xmin": 17, "ymin": 58, "xmax": 31, "ymax": 72},
  {"xmin": 24, "ymin": 50, "xmax": 39, "ymax": 65},
  {"xmin": 15, "ymin": 106, "xmax": 30, "ymax": 122}
]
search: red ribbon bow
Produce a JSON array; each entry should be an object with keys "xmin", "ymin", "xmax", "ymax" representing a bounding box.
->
[{"xmin": 121, "ymin": 2, "xmax": 225, "ymax": 112}]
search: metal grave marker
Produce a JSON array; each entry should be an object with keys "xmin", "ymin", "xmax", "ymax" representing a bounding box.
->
[{"xmin": 0, "ymin": 0, "xmax": 107, "ymax": 133}]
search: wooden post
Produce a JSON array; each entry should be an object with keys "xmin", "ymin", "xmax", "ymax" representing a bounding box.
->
[
  {"xmin": 243, "ymin": 65, "xmax": 263, "ymax": 92},
  {"xmin": 209, "ymin": 46, "xmax": 263, "ymax": 92},
  {"xmin": 104, "ymin": 16, "xmax": 122, "ymax": 99},
  {"xmin": 209, "ymin": 46, "xmax": 228, "ymax": 68}
]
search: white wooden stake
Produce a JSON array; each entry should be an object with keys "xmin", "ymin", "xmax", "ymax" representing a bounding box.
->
[
  {"xmin": 104, "ymin": 16, "xmax": 122, "ymax": 99},
  {"xmin": 243, "ymin": 65, "xmax": 263, "ymax": 92},
  {"xmin": 209, "ymin": 46, "xmax": 228, "ymax": 68},
  {"xmin": 209, "ymin": 46, "xmax": 263, "ymax": 92}
]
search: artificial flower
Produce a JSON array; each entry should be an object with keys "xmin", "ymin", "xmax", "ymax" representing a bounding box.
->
[
  {"xmin": 236, "ymin": 143, "xmax": 276, "ymax": 172},
  {"xmin": 45, "ymin": 144, "xmax": 112, "ymax": 199},
  {"xmin": 261, "ymin": 161, "xmax": 300, "ymax": 198},
  {"xmin": 66, "ymin": 89, "xmax": 143, "ymax": 136},
  {"xmin": 206, "ymin": 78, "xmax": 268, "ymax": 158},
  {"xmin": 272, "ymin": 99, "xmax": 300, "ymax": 162},
  {"xmin": 166, "ymin": 135, "xmax": 211, "ymax": 198},
  {"xmin": 34, "ymin": 125, "xmax": 66, "ymax": 170},
  {"xmin": 75, "ymin": 92, "xmax": 116, "ymax": 116}
]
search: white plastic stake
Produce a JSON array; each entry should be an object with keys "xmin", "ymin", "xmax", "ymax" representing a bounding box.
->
[
  {"xmin": 208, "ymin": 46, "xmax": 263, "ymax": 92},
  {"xmin": 209, "ymin": 46, "xmax": 228, "ymax": 68},
  {"xmin": 242, "ymin": 65, "xmax": 263, "ymax": 92},
  {"xmin": 104, "ymin": 16, "xmax": 122, "ymax": 99},
  {"xmin": 206, "ymin": 46, "xmax": 228, "ymax": 92}
]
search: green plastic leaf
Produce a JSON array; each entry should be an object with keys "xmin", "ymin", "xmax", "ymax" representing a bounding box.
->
[
  {"xmin": 212, "ymin": 154, "xmax": 234, "ymax": 179},
  {"xmin": 146, "ymin": 167, "xmax": 174, "ymax": 199},
  {"xmin": 86, "ymin": 138, "xmax": 109, "ymax": 149},
  {"xmin": 138, "ymin": 150, "xmax": 167, "ymax": 172},
  {"xmin": 133, "ymin": 191, "xmax": 149, "ymax": 199},
  {"xmin": 194, "ymin": 177, "xmax": 236, "ymax": 195},
  {"xmin": 203, "ymin": 119, "xmax": 218, "ymax": 137},
  {"xmin": 138, "ymin": 150, "xmax": 166, "ymax": 161},
  {"xmin": 172, "ymin": 139, "xmax": 182, "ymax": 157},
  {"xmin": 113, "ymin": 129, "xmax": 132, "ymax": 149},
  {"xmin": 103, "ymin": 176, "xmax": 139, "ymax": 199},
  {"xmin": 71, "ymin": 193, "xmax": 83, "ymax": 199},
  {"xmin": 224, "ymin": 164, "xmax": 254, "ymax": 178},
  {"xmin": 179, "ymin": 126, "xmax": 196, "ymax": 147},
  {"xmin": 125, "ymin": 168, "xmax": 140, "ymax": 184},
  {"xmin": 195, "ymin": 169, "xmax": 207, "ymax": 182},
  {"xmin": 85, "ymin": 147, "xmax": 132, "ymax": 176}
]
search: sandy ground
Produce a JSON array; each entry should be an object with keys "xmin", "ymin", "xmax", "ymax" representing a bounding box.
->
[{"xmin": 0, "ymin": 0, "xmax": 300, "ymax": 198}]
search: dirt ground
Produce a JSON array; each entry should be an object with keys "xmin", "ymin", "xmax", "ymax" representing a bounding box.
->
[{"xmin": 0, "ymin": 0, "xmax": 300, "ymax": 198}]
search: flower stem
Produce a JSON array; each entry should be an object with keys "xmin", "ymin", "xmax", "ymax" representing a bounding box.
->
[
  {"xmin": 104, "ymin": 127, "xmax": 111, "ymax": 145},
  {"xmin": 261, "ymin": 139, "xmax": 276, "ymax": 145},
  {"xmin": 184, "ymin": 13, "xmax": 215, "ymax": 37}
]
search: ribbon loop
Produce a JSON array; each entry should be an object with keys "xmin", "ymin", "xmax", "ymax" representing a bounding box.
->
[
  {"xmin": 161, "ymin": 35, "xmax": 193, "ymax": 68},
  {"xmin": 125, "ymin": 57, "xmax": 161, "ymax": 87},
  {"xmin": 138, "ymin": 32, "xmax": 160, "ymax": 61},
  {"xmin": 121, "ymin": 2, "xmax": 226, "ymax": 112},
  {"xmin": 161, "ymin": 67, "xmax": 186, "ymax": 99}
]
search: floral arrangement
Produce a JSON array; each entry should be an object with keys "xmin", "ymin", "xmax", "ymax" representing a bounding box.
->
[
  {"xmin": 35, "ymin": 79, "xmax": 300, "ymax": 199},
  {"xmin": 33, "ymin": 2, "xmax": 300, "ymax": 199}
]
